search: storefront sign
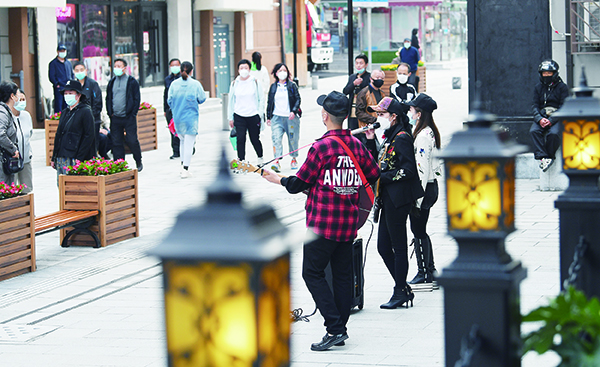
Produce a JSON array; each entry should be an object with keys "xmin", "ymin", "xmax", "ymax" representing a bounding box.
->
[
  {"xmin": 354, "ymin": 0, "xmax": 389, "ymax": 7},
  {"xmin": 195, "ymin": 0, "xmax": 273, "ymax": 11},
  {"xmin": 56, "ymin": 5, "xmax": 76, "ymax": 21}
]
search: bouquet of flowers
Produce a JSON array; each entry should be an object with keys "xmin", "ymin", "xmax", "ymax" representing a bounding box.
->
[
  {"xmin": 64, "ymin": 158, "xmax": 130, "ymax": 176},
  {"xmin": 0, "ymin": 182, "xmax": 27, "ymax": 200},
  {"xmin": 49, "ymin": 112, "xmax": 61, "ymax": 120},
  {"xmin": 139, "ymin": 102, "xmax": 154, "ymax": 110}
]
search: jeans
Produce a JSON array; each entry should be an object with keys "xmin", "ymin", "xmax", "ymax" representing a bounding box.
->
[
  {"xmin": 302, "ymin": 233, "xmax": 353, "ymax": 335},
  {"xmin": 530, "ymin": 122, "xmax": 560, "ymax": 160},
  {"xmin": 271, "ymin": 115, "xmax": 300, "ymax": 159},
  {"xmin": 234, "ymin": 113, "xmax": 263, "ymax": 161},
  {"xmin": 110, "ymin": 115, "xmax": 142, "ymax": 165}
]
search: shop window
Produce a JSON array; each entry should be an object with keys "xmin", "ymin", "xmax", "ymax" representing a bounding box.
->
[
  {"xmin": 56, "ymin": 4, "xmax": 78, "ymax": 61},
  {"xmin": 114, "ymin": 5, "xmax": 140, "ymax": 80},
  {"xmin": 81, "ymin": 4, "xmax": 111, "ymax": 87}
]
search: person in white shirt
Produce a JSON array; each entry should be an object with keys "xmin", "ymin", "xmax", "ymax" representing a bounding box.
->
[
  {"xmin": 228, "ymin": 59, "xmax": 264, "ymax": 164},
  {"xmin": 406, "ymin": 94, "xmax": 441, "ymax": 286},
  {"xmin": 11, "ymin": 89, "xmax": 33, "ymax": 193},
  {"xmin": 250, "ymin": 51, "xmax": 270, "ymax": 118}
]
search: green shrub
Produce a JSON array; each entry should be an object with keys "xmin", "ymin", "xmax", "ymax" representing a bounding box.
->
[{"xmin": 362, "ymin": 50, "xmax": 398, "ymax": 64}]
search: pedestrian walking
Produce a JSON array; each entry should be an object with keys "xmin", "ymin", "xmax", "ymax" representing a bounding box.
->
[
  {"xmin": 0, "ymin": 81, "xmax": 21, "ymax": 185},
  {"xmin": 405, "ymin": 94, "xmax": 441, "ymax": 285},
  {"xmin": 364, "ymin": 97, "xmax": 424, "ymax": 309},
  {"xmin": 73, "ymin": 62, "xmax": 103, "ymax": 156},
  {"xmin": 530, "ymin": 59, "xmax": 569, "ymax": 172},
  {"xmin": 228, "ymin": 59, "xmax": 264, "ymax": 164},
  {"xmin": 250, "ymin": 51, "xmax": 270, "ymax": 118},
  {"xmin": 48, "ymin": 44, "xmax": 74, "ymax": 113},
  {"xmin": 266, "ymin": 63, "xmax": 301, "ymax": 172},
  {"xmin": 11, "ymin": 89, "xmax": 34, "ymax": 193},
  {"xmin": 342, "ymin": 54, "xmax": 371, "ymax": 131},
  {"xmin": 167, "ymin": 61, "xmax": 206, "ymax": 179},
  {"xmin": 164, "ymin": 58, "xmax": 181, "ymax": 160},
  {"xmin": 106, "ymin": 58, "xmax": 143, "ymax": 172},
  {"xmin": 397, "ymin": 38, "xmax": 420, "ymax": 92},
  {"xmin": 262, "ymin": 91, "xmax": 380, "ymax": 351},
  {"xmin": 411, "ymin": 28, "xmax": 420, "ymax": 50},
  {"xmin": 51, "ymin": 80, "xmax": 96, "ymax": 180}
]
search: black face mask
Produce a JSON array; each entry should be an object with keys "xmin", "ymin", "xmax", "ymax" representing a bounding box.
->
[{"xmin": 373, "ymin": 79, "xmax": 384, "ymax": 88}]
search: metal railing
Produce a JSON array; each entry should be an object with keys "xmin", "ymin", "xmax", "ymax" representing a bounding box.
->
[{"xmin": 570, "ymin": 1, "xmax": 600, "ymax": 54}]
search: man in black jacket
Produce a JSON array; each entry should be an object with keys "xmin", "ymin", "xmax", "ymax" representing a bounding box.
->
[
  {"xmin": 48, "ymin": 44, "xmax": 74, "ymax": 113},
  {"xmin": 342, "ymin": 54, "xmax": 370, "ymax": 131},
  {"xmin": 106, "ymin": 58, "xmax": 143, "ymax": 172},
  {"xmin": 51, "ymin": 80, "xmax": 96, "ymax": 179},
  {"xmin": 73, "ymin": 62, "xmax": 104, "ymax": 155},
  {"xmin": 164, "ymin": 58, "xmax": 181, "ymax": 159},
  {"xmin": 530, "ymin": 59, "xmax": 569, "ymax": 172}
]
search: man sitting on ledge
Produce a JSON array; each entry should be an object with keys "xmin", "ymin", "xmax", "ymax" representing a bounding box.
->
[{"xmin": 530, "ymin": 59, "xmax": 569, "ymax": 172}]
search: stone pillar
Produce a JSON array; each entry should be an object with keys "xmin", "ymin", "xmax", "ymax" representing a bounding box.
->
[{"xmin": 199, "ymin": 10, "xmax": 215, "ymax": 97}]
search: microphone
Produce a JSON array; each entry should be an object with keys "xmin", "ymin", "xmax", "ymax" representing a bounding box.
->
[{"xmin": 351, "ymin": 122, "xmax": 380, "ymax": 135}]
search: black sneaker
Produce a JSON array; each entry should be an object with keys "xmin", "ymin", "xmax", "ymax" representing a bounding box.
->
[
  {"xmin": 310, "ymin": 333, "xmax": 348, "ymax": 351},
  {"xmin": 169, "ymin": 154, "xmax": 180, "ymax": 160},
  {"xmin": 137, "ymin": 163, "xmax": 143, "ymax": 172}
]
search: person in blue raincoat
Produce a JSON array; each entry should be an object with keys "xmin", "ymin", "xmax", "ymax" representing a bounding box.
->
[{"xmin": 167, "ymin": 61, "xmax": 206, "ymax": 178}]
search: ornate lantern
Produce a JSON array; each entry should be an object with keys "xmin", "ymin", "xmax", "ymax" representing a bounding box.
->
[{"xmin": 150, "ymin": 151, "xmax": 291, "ymax": 367}]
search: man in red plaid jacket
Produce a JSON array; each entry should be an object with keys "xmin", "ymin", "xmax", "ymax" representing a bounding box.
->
[{"xmin": 263, "ymin": 91, "xmax": 380, "ymax": 351}]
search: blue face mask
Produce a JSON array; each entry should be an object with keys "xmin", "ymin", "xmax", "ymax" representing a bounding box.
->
[
  {"xmin": 15, "ymin": 100, "xmax": 26, "ymax": 112},
  {"xmin": 170, "ymin": 65, "xmax": 181, "ymax": 75},
  {"xmin": 64, "ymin": 94, "xmax": 78, "ymax": 107},
  {"xmin": 356, "ymin": 68, "xmax": 365, "ymax": 74},
  {"xmin": 75, "ymin": 71, "xmax": 87, "ymax": 80},
  {"xmin": 114, "ymin": 67, "xmax": 124, "ymax": 77}
]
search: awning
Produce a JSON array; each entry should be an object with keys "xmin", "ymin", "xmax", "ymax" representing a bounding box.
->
[
  {"xmin": 389, "ymin": 0, "xmax": 441, "ymax": 5},
  {"xmin": 0, "ymin": 0, "xmax": 66, "ymax": 6},
  {"xmin": 194, "ymin": 0, "xmax": 273, "ymax": 11}
]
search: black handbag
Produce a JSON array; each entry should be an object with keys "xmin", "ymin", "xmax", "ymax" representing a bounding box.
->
[{"xmin": 1, "ymin": 106, "xmax": 24, "ymax": 176}]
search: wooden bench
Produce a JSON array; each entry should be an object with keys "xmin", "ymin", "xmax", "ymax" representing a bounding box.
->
[{"xmin": 35, "ymin": 210, "xmax": 100, "ymax": 248}]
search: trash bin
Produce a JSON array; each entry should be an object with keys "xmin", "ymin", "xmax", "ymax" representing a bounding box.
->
[
  {"xmin": 312, "ymin": 76, "xmax": 319, "ymax": 90},
  {"xmin": 221, "ymin": 93, "xmax": 229, "ymax": 131},
  {"xmin": 452, "ymin": 77, "xmax": 462, "ymax": 89}
]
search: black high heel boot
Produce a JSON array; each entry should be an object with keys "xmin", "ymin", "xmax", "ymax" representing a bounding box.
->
[
  {"xmin": 409, "ymin": 238, "xmax": 426, "ymax": 284},
  {"xmin": 380, "ymin": 285, "xmax": 415, "ymax": 309}
]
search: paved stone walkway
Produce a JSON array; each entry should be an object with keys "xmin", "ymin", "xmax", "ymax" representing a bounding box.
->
[{"xmin": 0, "ymin": 60, "xmax": 561, "ymax": 366}]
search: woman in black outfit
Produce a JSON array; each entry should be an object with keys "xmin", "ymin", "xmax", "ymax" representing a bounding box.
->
[{"xmin": 365, "ymin": 97, "xmax": 424, "ymax": 309}]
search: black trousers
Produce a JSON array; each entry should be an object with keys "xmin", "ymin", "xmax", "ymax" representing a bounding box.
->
[
  {"xmin": 378, "ymin": 190, "xmax": 412, "ymax": 291},
  {"xmin": 409, "ymin": 181, "xmax": 438, "ymax": 238},
  {"xmin": 165, "ymin": 110, "xmax": 180, "ymax": 156},
  {"xmin": 302, "ymin": 233, "xmax": 353, "ymax": 335},
  {"xmin": 234, "ymin": 113, "xmax": 263, "ymax": 161},
  {"xmin": 110, "ymin": 115, "xmax": 142, "ymax": 165},
  {"xmin": 530, "ymin": 122, "xmax": 560, "ymax": 160}
]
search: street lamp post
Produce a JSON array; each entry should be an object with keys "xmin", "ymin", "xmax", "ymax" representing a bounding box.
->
[
  {"xmin": 438, "ymin": 96, "xmax": 527, "ymax": 366},
  {"xmin": 553, "ymin": 68, "xmax": 600, "ymax": 296},
  {"xmin": 150, "ymin": 150, "xmax": 291, "ymax": 367}
]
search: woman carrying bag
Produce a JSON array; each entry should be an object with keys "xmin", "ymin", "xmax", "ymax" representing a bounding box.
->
[
  {"xmin": 0, "ymin": 81, "xmax": 21, "ymax": 184},
  {"xmin": 406, "ymin": 94, "xmax": 442, "ymax": 286}
]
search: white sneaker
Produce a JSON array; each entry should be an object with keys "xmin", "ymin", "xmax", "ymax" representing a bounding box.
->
[
  {"xmin": 180, "ymin": 168, "xmax": 192, "ymax": 179},
  {"xmin": 540, "ymin": 158, "xmax": 554, "ymax": 172},
  {"xmin": 257, "ymin": 157, "xmax": 264, "ymax": 166}
]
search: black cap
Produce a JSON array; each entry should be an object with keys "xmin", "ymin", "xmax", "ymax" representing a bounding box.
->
[
  {"xmin": 57, "ymin": 44, "xmax": 67, "ymax": 51},
  {"xmin": 61, "ymin": 79, "xmax": 83, "ymax": 95},
  {"xmin": 407, "ymin": 93, "xmax": 437, "ymax": 113},
  {"xmin": 317, "ymin": 91, "xmax": 349, "ymax": 119}
]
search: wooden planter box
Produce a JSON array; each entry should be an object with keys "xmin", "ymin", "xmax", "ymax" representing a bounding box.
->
[
  {"xmin": 381, "ymin": 66, "xmax": 427, "ymax": 94},
  {"xmin": 0, "ymin": 193, "xmax": 35, "ymax": 281},
  {"xmin": 59, "ymin": 170, "xmax": 139, "ymax": 247},
  {"xmin": 45, "ymin": 108, "xmax": 158, "ymax": 166},
  {"xmin": 45, "ymin": 119, "xmax": 59, "ymax": 166},
  {"xmin": 128, "ymin": 108, "xmax": 158, "ymax": 154}
]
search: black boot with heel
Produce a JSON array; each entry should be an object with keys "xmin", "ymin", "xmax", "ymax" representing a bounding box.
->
[
  {"xmin": 409, "ymin": 238, "xmax": 426, "ymax": 284},
  {"xmin": 380, "ymin": 285, "xmax": 415, "ymax": 309}
]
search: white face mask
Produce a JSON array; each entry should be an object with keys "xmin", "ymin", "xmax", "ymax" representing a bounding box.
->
[
  {"xmin": 277, "ymin": 71, "xmax": 288, "ymax": 81},
  {"xmin": 397, "ymin": 74, "xmax": 409, "ymax": 84},
  {"xmin": 239, "ymin": 69, "xmax": 250, "ymax": 78},
  {"xmin": 404, "ymin": 42, "xmax": 411, "ymax": 49},
  {"xmin": 376, "ymin": 115, "xmax": 390, "ymax": 131}
]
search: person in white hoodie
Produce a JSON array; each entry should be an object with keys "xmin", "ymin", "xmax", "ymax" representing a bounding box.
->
[
  {"xmin": 228, "ymin": 59, "xmax": 264, "ymax": 164},
  {"xmin": 406, "ymin": 94, "xmax": 441, "ymax": 286}
]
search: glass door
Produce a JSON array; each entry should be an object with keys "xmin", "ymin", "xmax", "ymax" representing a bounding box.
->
[{"xmin": 141, "ymin": 6, "xmax": 166, "ymax": 87}]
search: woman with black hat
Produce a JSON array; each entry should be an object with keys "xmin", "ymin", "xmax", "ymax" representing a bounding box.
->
[
  {"xmin": 51, "ymin": 79, "xmax": 96, "ymax": 180},
  {"xmin": 406, "ymin": 93, "xmax": 442, "ymax": 286},
  {"xmin": 365, "ymin": 97, "xmax": 424, "ymax": 309}
]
